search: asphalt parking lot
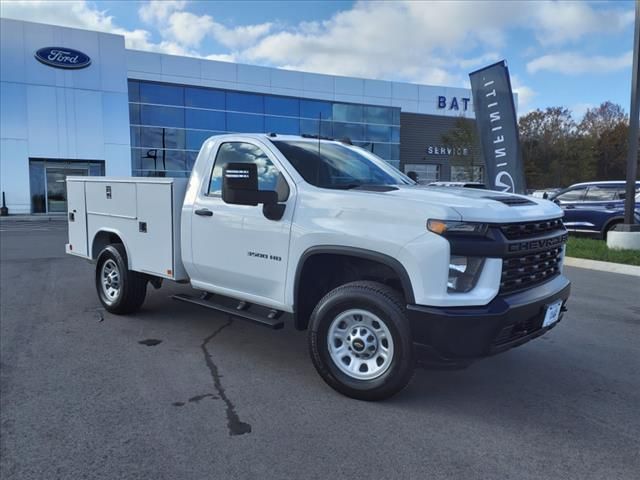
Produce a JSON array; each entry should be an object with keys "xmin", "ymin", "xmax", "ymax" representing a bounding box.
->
[{"xmin": 1, "ymin": 220, "xmax": 639, "ymax": 480}]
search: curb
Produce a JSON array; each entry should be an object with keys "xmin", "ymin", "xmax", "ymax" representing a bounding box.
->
[{"xmin": 564, "ymin": 257, "xmax": 640, "ymax": 277}]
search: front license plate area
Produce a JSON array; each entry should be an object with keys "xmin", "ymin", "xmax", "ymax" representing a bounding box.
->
[{"xmin": 543, "ymin": 300, "xmax": 563, "ymax": 328}]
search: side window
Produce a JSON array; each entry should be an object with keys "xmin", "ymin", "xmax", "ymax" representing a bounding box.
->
[
  {"xmin": 584, "ymin": 186, "xmax": 617, "ymax": 201},
  {"xmin": 555, "ymin": 188, "xmax": 585, "ymax": 202},
  {"xmin": 208, "ymin": 142, "xmax": 289, "ymax": 201}
]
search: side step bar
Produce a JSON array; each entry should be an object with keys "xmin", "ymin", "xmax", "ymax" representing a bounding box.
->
[{"xmin": 173, "ymin": 293, "xmax": 285, "ymax": 330}]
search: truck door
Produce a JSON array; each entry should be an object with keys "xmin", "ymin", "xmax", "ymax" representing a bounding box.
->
[{"xmin": 189, "ymin": 140, "xmax": 294, "ymax": 308}]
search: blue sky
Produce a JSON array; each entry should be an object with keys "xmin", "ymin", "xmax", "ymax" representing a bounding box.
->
[{"xmin": 1, "ymin": 0, "xmax": 635, "ymax": 119}]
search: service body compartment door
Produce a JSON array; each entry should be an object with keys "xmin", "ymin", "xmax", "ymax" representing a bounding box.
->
[
  {"xmin": 133, "ymin": 183, "xmax": 175, "ymax": 277},
  {"xmin": 66, "ymin": 180, "xmax": 88, "ymax": 256},
  {"xmin": 85, "ymin": 181, "xmax": 137, "ymax": 219}
]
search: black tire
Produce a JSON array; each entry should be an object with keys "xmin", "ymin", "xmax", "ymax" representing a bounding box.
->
[
  {"xmin": 308, "ymin": 281, "xmax": 415, "ymax": 401},
  {"xmin": 95, "ymin": 244, "xmax": 147, "ymax": 314}
]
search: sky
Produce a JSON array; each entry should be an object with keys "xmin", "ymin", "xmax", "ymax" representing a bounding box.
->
[{"xmin": 0, "ymin": 0, "xmax": 636, "ymax": 119}]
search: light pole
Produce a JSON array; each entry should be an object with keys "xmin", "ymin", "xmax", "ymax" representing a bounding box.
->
[{"xmin": 622, "ymin": 0, "xmax": 639, "ymax": 229}]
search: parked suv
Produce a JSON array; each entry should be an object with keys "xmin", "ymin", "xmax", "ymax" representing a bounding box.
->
[{"xmin": 549, "ymin": 181, "xmax": 640, "ymax": 239}]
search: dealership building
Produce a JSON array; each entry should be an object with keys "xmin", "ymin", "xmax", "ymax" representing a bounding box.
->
[{"xmin": 0, "ymin": 18, "xmax": 492, "ymax": 214}]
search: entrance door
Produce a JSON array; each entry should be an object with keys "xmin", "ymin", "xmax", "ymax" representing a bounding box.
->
[{"xmin": 46, "ymin": 168, "xmax": 88, "ymax": 213}]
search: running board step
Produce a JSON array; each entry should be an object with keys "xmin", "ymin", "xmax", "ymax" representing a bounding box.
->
[{"xmin": 172, "ymin": 293, "xmax": 285, "ymax": 329}]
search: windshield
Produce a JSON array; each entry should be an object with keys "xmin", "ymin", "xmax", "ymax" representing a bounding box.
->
[{"xmin": 271, "ymin": 140, "xmax": 412, "ymax": 189}]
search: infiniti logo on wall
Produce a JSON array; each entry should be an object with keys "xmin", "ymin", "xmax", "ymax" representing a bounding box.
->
[{"xmin": 34, "ymin": 47, "xmax": 91, "ymax": 69}]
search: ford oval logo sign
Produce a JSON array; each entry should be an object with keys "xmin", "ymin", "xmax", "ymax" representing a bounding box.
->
[{"xmin": 34, "ymin": 47, "xmax": 91, "ymax": 69}]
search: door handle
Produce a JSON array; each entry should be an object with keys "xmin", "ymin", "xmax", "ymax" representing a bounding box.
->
[
  {"xmin": 564, "ymin": 205, "xmax": 575, "ymax": 209},
  {"xmin": 194, "ymin": 208, "xmax": 213, "ymax": 216}
]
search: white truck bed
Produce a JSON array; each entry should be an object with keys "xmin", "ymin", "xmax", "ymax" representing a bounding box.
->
[{"xmin": 66, "ymin": 176, "xmax": 189, "ymax": 281}]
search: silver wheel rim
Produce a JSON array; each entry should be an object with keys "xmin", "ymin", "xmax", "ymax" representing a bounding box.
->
[
  {"xmin": 327, "ymin": 309, "xmax": 394, "ymax": 381},
  {"xmin": 101, "ymin": 259, "xmax": 121, "ymax": 302}
]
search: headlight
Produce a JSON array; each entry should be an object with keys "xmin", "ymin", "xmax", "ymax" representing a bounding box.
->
[
  {"xmin": 427, "ymin": 219, "xmax": 488, "ymax": 235},
  {"xmin": 447, "ymin": 256, "xmax": 484, "ymax": 293}
]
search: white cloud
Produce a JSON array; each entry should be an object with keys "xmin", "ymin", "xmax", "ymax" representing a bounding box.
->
[
  {"xmin": 527, "ymin": 51, "xmax": 632, "ymax": 75},
  {"xmin": 532, "ymin": 1, "xmax": 634, "ymax": 46},
  {"xmin": 510, "ymin": 75, "xmax": 536, "ymax": 112},
  {"xmin": 211, "ymin": 22, "xmax": 273, "ymax": 50},
  {"xmin": 138, "ymin": 0, "xmax": 185, "ymax": 24},
  {"xmin": 165, "ymin": 11, "xmax": 214, "ymax": 48},
  {"xmin": 0, "ymin": 0, "xmax": 193, "ymax": 55},
  {"xmin": 0, "ymin": 0, "xmax": 634, "ymax": 95}
]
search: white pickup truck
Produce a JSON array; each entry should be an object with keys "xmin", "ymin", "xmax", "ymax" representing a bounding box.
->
[{"xmin": 66, "ymin": 133, "xmax": 570, "ymax": 400}]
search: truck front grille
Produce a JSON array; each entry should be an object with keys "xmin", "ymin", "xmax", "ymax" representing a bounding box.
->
[
  {"xmin": 500, "ymin": 218, "xmax": 564, "ymax": 240},
  {"xmin": 500, "ymin": 245, "xmax": 563, "ymax": 294}
]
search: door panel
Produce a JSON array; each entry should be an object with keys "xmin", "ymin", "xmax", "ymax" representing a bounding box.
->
[{"xmin": 190, "ymin": 141, "xmax": 294, "ymax": 305}]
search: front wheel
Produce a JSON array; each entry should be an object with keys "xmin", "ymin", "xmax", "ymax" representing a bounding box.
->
[
  {"xmin": 308, "ymin": 281, "xmax": 415, "ymax": 401},
  {"xmin": 95, "ymin": 244, "xmax": 147, "ymax": 314}
]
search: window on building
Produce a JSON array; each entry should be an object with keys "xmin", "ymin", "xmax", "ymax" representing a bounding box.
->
[
  {"xmin": 139, "ymin": 82, "xmax": 184, "ymax": 106},
  {"xmin": 226, "ymin": 112, "xmax": 264, "ymax": 133},
  {"xmin": 364, "ymin": 106, "xmax": 393, "ymax": 125},
  {"xmin": 265, "ymin": 116, "xmax": 300, "ymax": 135},
  {"xmin": 185, "ymin": 87, "xmax": 225, "ymax": 109},
  {"xmin": 186, "ymin": 130, "xmax": 220, "ymax": 151},
  {"xmin": 300, "ymin": 119, "xmax": 332, "ymax": 138},
  {"xmin": 404, "ymin": 163, "xmax": 440, "ymax": 184},
  {"xmin": 127, "ymin": 80, "xmax": 140, "ymax": 102},
  {"xmin": 450, "ymin": 165, "xmax": 484, "ymax": 183},
  {"xmin": 185, "ymin": 108, "xmax": 226, "ymax": 130},
  {"xmin": 208, "ymin": 142, "xmax": 287, "ymax": 200},
  {"xmin": 265, "ymin": 96, "xmax": 299, "ymax": 117},
  {"xmin": 138, "ymin": 127, "xmax": 185, "ymax": 150},
  {"xmin": 227, "ymin": 92, "xmax": 264, "ymax": 113},
  {"xmin": 140, "ymin": 105, "xmax": 184, "ymax": 128},
  {"xmin": 300, "ymin": 100, "xmax": 332, "ymax": 120},
  {"xmin": 333, "ymin": 122, "xmax": 364, "ymax": 142},
  {"xmin": 333, "ymin": 103, "xmax": 363, "ymax": 123},
  {"xmin": 365, "ymin": 125, "xmax": 391, "ymax": 142}
]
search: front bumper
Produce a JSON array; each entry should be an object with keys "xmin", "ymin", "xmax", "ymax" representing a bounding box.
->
[{"xmin": 407, "ymin": 275, "xmax": 571, "ymax": 362}]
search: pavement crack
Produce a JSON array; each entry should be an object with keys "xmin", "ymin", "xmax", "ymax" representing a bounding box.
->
[{"xmin": 200, "ymin": 318, "xmax": 252, "ymax": 436}]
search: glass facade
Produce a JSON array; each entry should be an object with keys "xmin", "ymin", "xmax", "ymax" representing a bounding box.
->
[{"xmin": 128, "ymin": 80, "xmax": 401, "ymax": 177}]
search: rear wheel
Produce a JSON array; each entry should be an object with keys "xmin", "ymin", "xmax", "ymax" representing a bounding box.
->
[
  {"xmin": 95, "ymin": 244, "xmax": 147, "ymax": 314},
  {"xmin": 308, "ymin": 281, "xmax": 415, "ymax": 401}
]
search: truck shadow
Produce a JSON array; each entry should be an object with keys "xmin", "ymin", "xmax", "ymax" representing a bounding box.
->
[{"xmin": 133, "ymin": 283, "xmax": 590, "ymax": 416}]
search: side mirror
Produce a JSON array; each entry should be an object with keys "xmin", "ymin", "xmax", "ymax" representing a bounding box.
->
[
  {"xmin": 222, "ymin": 162, "xmax": 285, "ymax": 220},
  {"xmin": 222, "ymin": 163, "xmax": 276, "ymax": 206},
  {"xmin": 542, "ymin": 192, "xmax": 549, "ymax": 200},
  {"xmin": 407, "ymin": 171, "xmax": 418, "ymax": 182}
]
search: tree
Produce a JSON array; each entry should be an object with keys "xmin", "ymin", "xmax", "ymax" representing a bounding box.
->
[
  {"xmin": 578, "ymin": 102, "xmax": 629, "ymax": 180},
  {"xmin": 518, "ymin": 107, "xmax": 590, "ymax": 188},
  {"xmin": 579, "ymin": 101, "xmax": 627, "ymax": 138}
]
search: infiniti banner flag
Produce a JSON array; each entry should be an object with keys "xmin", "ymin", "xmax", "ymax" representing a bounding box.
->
[{"xmin": 469, "ymin": 61, "xmax": 525, "ymax": 193}]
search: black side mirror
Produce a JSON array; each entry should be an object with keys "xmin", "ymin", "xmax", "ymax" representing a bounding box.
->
[
  {"xmin": 222, "ymin": 163, "xmax": 274, "ymax": 206},
  {"xmin": 407, "ymin": 171, "xmax": 418, "ymax": 182},
  {"xmin": 542, "ymin": 192, "xmax": 549, "ymax": 200},
  {"xmin": 222, "ymin": 162, "xmax": 285, "ymax": 220}
]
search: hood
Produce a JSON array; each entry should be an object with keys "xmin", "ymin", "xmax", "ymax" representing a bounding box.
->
[{"xmin": 357, "ymin": 185, "xmax": 564, "ymax": 223}]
